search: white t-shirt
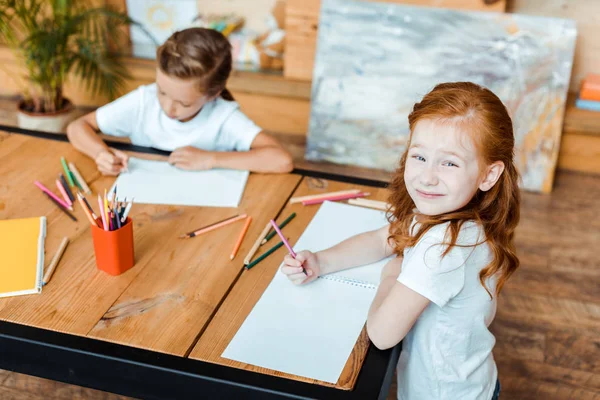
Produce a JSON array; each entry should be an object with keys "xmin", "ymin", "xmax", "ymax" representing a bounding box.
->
[
  {"xmin": 396, "ymin": 220, "xmax": 497, "ymax": 400},
  {"xmin": 96, "ymin": 83, "xmax": 261, "ymax": 152}
]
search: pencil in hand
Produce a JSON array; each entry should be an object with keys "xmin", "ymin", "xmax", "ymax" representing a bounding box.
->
[
  {"xmin": 261, "ymin": 212, "xmax": 296, "ymax": 245},
  {"xmin": 269, "ymin": 219, "xmax": 306, "ymax": 275}
]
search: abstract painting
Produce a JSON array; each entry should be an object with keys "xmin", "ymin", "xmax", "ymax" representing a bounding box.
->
[{"xmin": 306, "ymin": 0, "xmax": 576, "ymax": 192}]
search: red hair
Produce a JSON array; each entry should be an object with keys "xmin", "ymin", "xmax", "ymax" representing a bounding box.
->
[{"xmin": 387, "ymin": 82, "xmax": 520, "ymax": 297}]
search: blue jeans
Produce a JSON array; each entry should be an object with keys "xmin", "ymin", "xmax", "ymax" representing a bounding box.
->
[{"xmin": 491, "ymin": 379, "xmax": 501, "ymax": 400}]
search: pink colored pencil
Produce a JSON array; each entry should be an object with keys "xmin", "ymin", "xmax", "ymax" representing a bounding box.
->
[
  {"xmin": 55, "ymin": 179, "xmax": 73, "ymax": 207},
  {"xmin": 269, "ymin": 219, "xmax": 307, "ymax": 275},
  {"xmin": 98, "ymin": 194, "xmax": 108, "ymax": 231},
  {"xmin": 34, "ymin": 180, "xmax": 72, "ymax": 210},
  {"xmin": 301, "ymin": 191, "xmax": 370, "ymax": 206}
]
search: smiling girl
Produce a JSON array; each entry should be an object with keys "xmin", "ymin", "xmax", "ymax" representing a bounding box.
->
[
  {"xmin": 281, "ymin": 82, "xmax": 520, "ymax": 400},
  {"xmin": 67, "ymin": 28, "xmax": 293, "ymax": 175}
]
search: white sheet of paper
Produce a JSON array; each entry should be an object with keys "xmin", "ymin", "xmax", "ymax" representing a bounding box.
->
[
  {"xmin": 111, "ymin": 157, "xmax": 249, "ymax": 207},
  {"xmin": 222, "ymin": 201, "xmax": 392, "ymax": 383}
]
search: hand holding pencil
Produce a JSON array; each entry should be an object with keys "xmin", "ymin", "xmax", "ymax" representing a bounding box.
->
[{"xmin": 281, "ymin": 250, "xmax": 319, "ymax": 285}]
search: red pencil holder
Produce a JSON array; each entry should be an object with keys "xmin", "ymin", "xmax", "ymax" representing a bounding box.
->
[{"xmin": 90, "ymin": 217, "xmax": 135, "ymax": 276}]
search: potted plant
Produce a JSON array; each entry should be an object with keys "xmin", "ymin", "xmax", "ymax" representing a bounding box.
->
[{"xmin": 0, "ymin": 0, "xmax": 137, "ymax": 133}]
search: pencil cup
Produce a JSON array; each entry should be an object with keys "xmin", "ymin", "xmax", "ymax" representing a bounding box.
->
[{"xmin": 91, "ymin": 217, "xmax": 135, "ymax": 276}]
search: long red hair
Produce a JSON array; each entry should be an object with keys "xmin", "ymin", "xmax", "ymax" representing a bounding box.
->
[{"xmin": 387, "ymin": 82, "xmax": 520, "ymax": 297}]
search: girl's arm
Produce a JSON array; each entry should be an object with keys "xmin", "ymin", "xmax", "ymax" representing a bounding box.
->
[
  {"xmin": 213, "ymin": 132, "xmax": 294, "ymax": 173},
  {"xmin": 66, "ymin": 111, "xmax": 108, "ymax": 159},
  {"xmin": 168, "ymin": 132, "xmax": 293, "ymax": 173},
  {"xmin": 66, "ymin": 111, "xmax": 128, "ymax": 175},
  {"xmin": 282, "ymin": 224, "xmax": 395, "ymax": 284},
  {"xmin": 366, "ymin": 257, "xmax": 430, "ymax": 350},
  {"xmin": 318, "ymin": 224, "xmax": 395, "ymax": 275}
]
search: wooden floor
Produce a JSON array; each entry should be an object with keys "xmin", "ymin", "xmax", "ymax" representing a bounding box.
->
[{"xmin": 0, "ymin": 105, "xmax": 599, "ymax": 398}]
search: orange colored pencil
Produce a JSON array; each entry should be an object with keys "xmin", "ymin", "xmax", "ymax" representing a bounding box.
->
[
  {"xmin": 180, "ymin": 214, "xmax": 247, "ymax": 239},
  {"xmin": 230, "ymin": 216, "xmax": 252, "ymax": 260},
  {"xmin": 76, "ymin": 193, "xmax": 99, "ymax": 227}
]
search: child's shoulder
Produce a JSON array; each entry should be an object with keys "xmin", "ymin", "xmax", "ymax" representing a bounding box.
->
[{"xmin": 416, "ymin": 220, "xmax": 485, "ymax": 255}]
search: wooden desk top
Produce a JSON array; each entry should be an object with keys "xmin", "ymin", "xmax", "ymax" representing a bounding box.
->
[
  {"xmin": 190, "ymin": 177, "xmax": 391, "ymax": 390},
  {"xmin": 0, "ymin": 130, "xmax": 398, "ymax": 397},
  {"xmin": 0, "ymin": 132, "xmax": 302, "ymax": 357}
]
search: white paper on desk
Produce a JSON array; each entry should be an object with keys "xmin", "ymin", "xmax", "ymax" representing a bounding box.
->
[
  {"xmin": 223, "ymin": 201, "xmax": 392, "ymax": 383},
  {"xmin": 111, "ymin": 157, "xmax": 249, "ymax": 207}
]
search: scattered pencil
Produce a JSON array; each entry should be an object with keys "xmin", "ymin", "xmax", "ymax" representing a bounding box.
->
[
  {"xmin": 41, "ymin": 191, "xmax": 77, "ymax": 222},
  {"xmin": 34, "ymin": 180, "xmax": 73, "ymax": 211},
  {"xmin": 59, "ymin": 173, "xmax": 75, "ymax": 202},
  {"xmin": 302, "ymin": 192, "xmax": 370, "ymax": 206},
  {"xmin": 244, "ymin": 221, "xmax": 271, "ymax": 265},
  {"xmin": 43, "ymin": 237, "xmax": 69, "ymax": 286},
  {"xmin": 230, "ymin": 216, "xmax": 252, "ymax": 260},
  {"xmin": 179, "ymin": 214, "xmax": 246, "ymax": 239},
  {"xmin": 289, "ymin": 189, "xmax": 361, "ymax": 204},
  {"xmin": 245, "ymin": 240, "xmax": 285, "ymax": 270},
  {"xmin": 347, "ymin": 198, "xmax": 391, "ymax": 211},
  {"xmin": 61, "ymin": 157, "xmax": 75, "ymax": 187},
  {"xmin": 261, "ymin": 212, "xmax": 296, "ymax": 245},
  {"xmin": 68, "ymin": 162, "xmax": 92, "ymax": 194},
  {"xmin": 55, "ymin": 179, "xmax": 73, "ymax": 207}
]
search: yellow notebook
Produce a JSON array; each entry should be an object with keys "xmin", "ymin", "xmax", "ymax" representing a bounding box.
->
[{"xmin": 0, "ymin": 217, "xmax": 46, "ymax": 298}]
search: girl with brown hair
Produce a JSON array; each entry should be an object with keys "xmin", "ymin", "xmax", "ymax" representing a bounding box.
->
[
  {"xmin": 67, "ymin": 28, "xmax": 293, "ymax": 175},
  {"xmin": 282, "ymin": 82, "xmax": 519, "ymax": 399}
]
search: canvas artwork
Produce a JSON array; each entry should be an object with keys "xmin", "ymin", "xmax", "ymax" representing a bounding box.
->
[
  {"xmin": 126, "ymin": 0, "xmax": 198, "ymax": 58},
  {"xmin": 306, "ymin": 0, "xmax": 576, "ymax": 192}
]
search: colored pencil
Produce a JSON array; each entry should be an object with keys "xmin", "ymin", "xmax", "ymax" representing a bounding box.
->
[
  {"xmin": 55, "ymin": 179, "xmax": 72, "ymax": 207},
  {"xmin": 245, "ymin": 240, "xmax": 285, "ymax": 270},
  {"xmin": 103, "ymin": 189, "xmax": 109, "ymax": 229},
  {"xmin": 269, "ymin": 219, "xmax": 307, "ymax": 275},
  {"xmin": 59, "ymin": 173, "xmax": 75, "ymax": 202},
  {"xmin": 244, "ymin": 221, "xmax": 271, "ymax": 265},
  {"xmin": 41, "ymin": 191, "xmax": 77, "ymax": 222},
  {"xmin": 230, "ymin": 216, "xmax": 252, "ymax": 260},
  {"xmin": 302, "ymin": 192, "xmax": 370, "ymax": 206},
  {"xmin": 61, "ymin": 157, "xmax": 75, "ymax": 187},
  {"xmin": 98, "ymin": 194, "xmax": 108, "ymax": 231},
  {"xmin": 121, "ymin": 199, "xmax": 134, "ymax": 223},
  {"xmin": 42, "ymin": 237, "xmax": 69, "ymax": 286},
  {"xmin": 68, "ymin": 162, "xmax": 92, "ymax": 194},
  {"xmin": 289, "ymin": 189, "xmax": 361, "ymax": 204},
  {"xmin": 80, "ymin": 193, "xmax": 99, "ymax": 220},
  {"xmin": 76, "ymin": 193, "xmax": 99, "ymax": 227},
  {"xmin": 179, "ymin": 214, "xmax": 247, "ymax": 239},
  {"xmin": 261, "ymin": 212, "xmax": 296, "ymax": 245},
  {"xmin": 34, "ymin": 181, "xmax": 72, "ymax": 211},
  {"xmin": 347, "ymin": 198, "xmax": 390, "ymax": 211}
]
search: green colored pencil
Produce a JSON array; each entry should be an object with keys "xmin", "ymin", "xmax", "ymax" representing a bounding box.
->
[
  {"xmin": 61, "ymin": 157, "xmax": 75, "ymax": 187},
  {"xmin": 245, "ymin": 240, "xmax": 284, "ymax": 270},
  {"xmin": 261, "ymin": 212, "xmax": 296, "ymax": 245}
]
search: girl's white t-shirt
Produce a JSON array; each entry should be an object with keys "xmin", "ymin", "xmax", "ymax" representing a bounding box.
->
[
  {"xmin": 96, "ymin": 83, "xmax": 261, "ymax": 152},
  {"xmin": 396, "ymin": 220, "xmax": 498, "ymax": 400}
]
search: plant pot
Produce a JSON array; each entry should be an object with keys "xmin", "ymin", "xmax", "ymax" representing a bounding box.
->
[{"xmin": 17, "ymin": 98, "xmax": 75, "ymax": 133}]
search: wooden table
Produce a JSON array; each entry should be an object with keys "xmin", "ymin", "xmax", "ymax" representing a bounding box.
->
[{"xmin": 0, "ymin": 126, "xmax": 400, "ymax": 400}]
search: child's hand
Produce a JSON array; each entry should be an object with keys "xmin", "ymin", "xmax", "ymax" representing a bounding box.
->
[
  {"xmin": 95, "ymin": 148, "xmax": 128, "ymax": 176},
  {"xmin": 281, "ymin": 250, "xmax": 320, "ymax": 285},
  {"xmin": 169, "ymin": 146, "xmax": 216, "ymax": 170}
]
